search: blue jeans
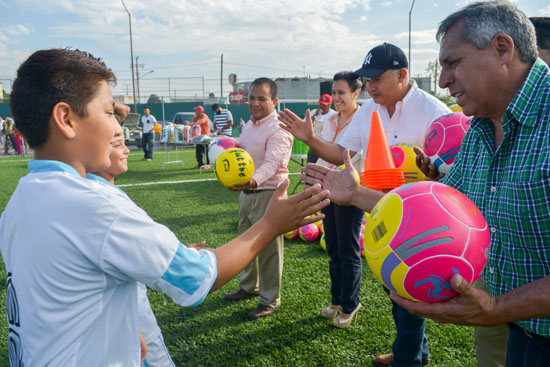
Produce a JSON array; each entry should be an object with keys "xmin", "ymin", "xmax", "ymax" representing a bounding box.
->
[
  {"xmin": 322, "ymin": 203, "xmax": 364, "ymax": 314},
  {"xmin": 142, "ymin": 132, "xmax": 154, "ymax": 159},
  {"xmin": 505, "ymin": 324, "xmax": 550, "ymax": 367},
  {"xmin": 383, "ymin": 287, "xmax": 429, "ymax": 367}
]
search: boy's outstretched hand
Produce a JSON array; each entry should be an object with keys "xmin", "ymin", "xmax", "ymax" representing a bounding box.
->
[{"xmin": 263, "ymin": 179, "xmax": 329, "ymax": 235}]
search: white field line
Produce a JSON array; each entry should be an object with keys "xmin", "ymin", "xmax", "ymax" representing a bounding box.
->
[
  {"xmin": 118, "ymin": 172, "xmax": 300, "ymax": 188},
  {"xmin": 0, "ymin": 158, "xmax": 32, "ymax": 163},
  {"xmin": 0, "ymin": 150, "xmax": 194, "ymax": 162}
]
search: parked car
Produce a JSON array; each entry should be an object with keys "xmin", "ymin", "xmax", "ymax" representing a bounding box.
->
[
  {"xmin": 172, "ymin": 112, "xmax": 195, "ymax": 125},
  {"xmin": 122, "ymin": 113, "xmax": 142, "ymax": 148},
  {"xmin": 159, "ymin": 112, "xmax": 195, "ymax": 127}
]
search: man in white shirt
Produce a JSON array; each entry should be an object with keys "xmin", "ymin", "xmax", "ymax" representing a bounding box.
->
[
  {"xmin": 279, "ymin": 42, "xmax": 450, "ymax": 367},
  {"xmin": 141, "ymin": 106, "xmax": 157, "ymax": 161}
]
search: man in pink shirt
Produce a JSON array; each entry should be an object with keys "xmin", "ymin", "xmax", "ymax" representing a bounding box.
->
[{"xmin": 224, "ymin": 77, "xmax": 293, "ymax": 319}]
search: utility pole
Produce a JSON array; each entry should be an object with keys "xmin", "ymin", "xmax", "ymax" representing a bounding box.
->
[
  {"xmin": 120, "ymin": 0, "xmax": 137, "ymax": 112},
  {"xmin": 220, "ymin": 53, "xmax": 224, "ymax": 102},
  {"xmin": 136, "ymin": 56, "xmax": 140, "ymax": 104},
  {"xmin": 408, "ymin": 0, "xmax": 416, "ymax": 75},
  {"xmin": 135, "ymin": 56, "xmax": 146, "ymax": 103},
  {"xmin": 202, "ymin": 76, "xmax": 205, "ymax": 104}
]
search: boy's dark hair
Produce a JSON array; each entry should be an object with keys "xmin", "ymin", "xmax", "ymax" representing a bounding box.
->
[
  {"xmin": 249, "ymin": 77, "xmax": 278, "ymax": 100},
  {"xmin": 9, "ymin": 48, "xmax": 116, "ymax": 148},
  {"xmin": 530, "ymin": 17, "xmax": 550, "ymax": 50},
  {"xmin": 333, "ymin": 71, "xmax": 363, "ymax": 92},
  {"xmin": 212, "ymin": 103, "xmax": 221, "ymax": 111}
]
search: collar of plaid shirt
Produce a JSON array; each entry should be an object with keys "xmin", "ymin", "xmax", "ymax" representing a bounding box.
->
[{"xmin": 441, "ymin": 58, "xmax": 550, "ymax": 337}]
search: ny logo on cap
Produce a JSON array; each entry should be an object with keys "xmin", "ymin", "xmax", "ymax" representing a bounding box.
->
[
  {"xmin": 364, "ymin": 53, "xmax": 373, "ymax": 65},
  {"xmin": 394, "ymin": 60, "xmax": 399, "ymax": 66}
]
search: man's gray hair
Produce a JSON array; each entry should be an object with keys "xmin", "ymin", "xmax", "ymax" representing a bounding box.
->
[{"xmin": 436, "ymin": 1, "xmax": 537, "ymax": 64}]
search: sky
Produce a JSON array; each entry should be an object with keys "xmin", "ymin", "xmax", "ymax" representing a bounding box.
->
[{"xmin": 1, "ymin": 0, "xmax": 549, "ymax": 102}]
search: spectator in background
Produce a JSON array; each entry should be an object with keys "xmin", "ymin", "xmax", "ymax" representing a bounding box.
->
[
  {"xmin": 3, "ymin": 116, "xmax": 16, "ymax": 155},
  {"xmin": 212, "ymin": 103, "xmax": 233, "ymax": 136},
  {"xmin": 13, "ymin": 125, "xmax": 23, "ymax": 154},
  {"xmin": 0, "ymin": 115, "xmax": 4, "ymax": 145},
  {"xmin": 189, "ymin": 105, "xmax": 211, "ymax": 168},
  {"xmin": 238, "ymin": 117, "xmax": 246, "ymax": 134},
  {"xmin": 307, "ymin": 94, "xmax": 337, "ymax": 164},
  {"xmin": 530, "ymin": 17, "xmax": 550, "ymax": 65},
  {"xmin": 140, "ymin": 106, "xmax": 156, "ymax": 161}
]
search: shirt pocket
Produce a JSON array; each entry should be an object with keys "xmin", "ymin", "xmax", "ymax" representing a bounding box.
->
[{"xmin": 496, "ymin": 177, "xmax": 550, "ymax": 248}]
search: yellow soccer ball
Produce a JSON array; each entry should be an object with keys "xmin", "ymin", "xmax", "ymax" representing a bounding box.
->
[
  {"xmin": 390, "ymin": 143, "xmax": 427, "ymax": 183},
  {"xmin": 449, "ymin": 103, "xmax": 462, "ymax": 112},
  {"xmin": 214, "ymin": 148, "xmax": 255, "ymax": 187}
]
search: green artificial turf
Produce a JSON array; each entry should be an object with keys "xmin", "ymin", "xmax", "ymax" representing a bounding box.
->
[{"xmin": 0, "ymin": 149, "xmax": 477, "ymax": 366}]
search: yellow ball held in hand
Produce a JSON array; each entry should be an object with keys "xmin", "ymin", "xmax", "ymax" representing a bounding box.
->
[{"xmin": 214, "ymin": 148, "xmax": 255, "ymax": 187}]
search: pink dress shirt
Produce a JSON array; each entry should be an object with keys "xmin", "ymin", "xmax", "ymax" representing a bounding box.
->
[{"xmin": 239, "ymin": 110, "xmax": 293, "ymax": 190}]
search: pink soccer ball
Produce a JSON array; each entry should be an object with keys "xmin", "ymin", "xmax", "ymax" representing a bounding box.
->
[
  {"xmin": 363, "ymin": 181, "xmax": 490, "ymax": 302},
  {"xmin": 299, "ymin": 223, "xmax": 320, "ymax": 242},
  {"xmin": 423, "ymin": 112, "xmax": 472, "ymax": 175},
  {"xmin": 208, "ymin": 137, "xmax": 239, "ymax": 164}
]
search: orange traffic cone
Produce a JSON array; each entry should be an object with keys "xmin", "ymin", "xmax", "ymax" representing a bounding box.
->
[{"xmin": 359, "ymin": 111, "xmax": 405, "ymax": 191}]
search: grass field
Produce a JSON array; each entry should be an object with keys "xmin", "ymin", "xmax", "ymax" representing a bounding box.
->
[{"xmin": 0, "ymin": 148, "xmax": 477, "ymax": 366}]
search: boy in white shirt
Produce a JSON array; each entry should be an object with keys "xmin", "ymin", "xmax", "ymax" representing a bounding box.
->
[{"xmin": 0, "ymin": 48, "xmax": 329, "ymax": 366}]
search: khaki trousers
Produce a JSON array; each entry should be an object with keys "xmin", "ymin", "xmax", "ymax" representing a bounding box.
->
[
  {"xmin": 474, "ymin": 274, "xmax": 509, "ymax": 367},
  {"xmin": 238, "ymin": 190, "xmax": 284, "ymax": 308}
]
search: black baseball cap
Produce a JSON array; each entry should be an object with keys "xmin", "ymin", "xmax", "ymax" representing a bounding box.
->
[{"xmin": 353, "ymin": 43, "xmax": 408, "ymax": 80}]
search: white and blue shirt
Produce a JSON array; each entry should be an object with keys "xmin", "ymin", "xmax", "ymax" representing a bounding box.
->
[
  {"xmin": 213, "ymin": 109, "xmax": 233, "ymax": 136},
  {"xmin": 0, "ymin": 160, "xmax": 217, "ymax": 366}
]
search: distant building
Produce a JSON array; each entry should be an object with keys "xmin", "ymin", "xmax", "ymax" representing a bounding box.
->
[
  {"xmin": 230, "ymin": 75, "xmax": 434, "ymax": 102},
  {"xmin": 412, "ymin": 76, "xmax": 433, "ymax": 95},
  {"xmin": 113, "ymin": 95, "xmax": 135, "ymax": 104},
  {"xmin": 233, "ymin": 77, "xmax": 332, "ymax": 101}
]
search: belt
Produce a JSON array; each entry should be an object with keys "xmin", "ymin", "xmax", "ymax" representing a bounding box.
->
[
  {"xmin": 242, "ymin": 189, "xmax": 274, "ymax": 195},
  {"xmin": 507, "ymin": 323, "xmax": 550, "ymax": 342}
]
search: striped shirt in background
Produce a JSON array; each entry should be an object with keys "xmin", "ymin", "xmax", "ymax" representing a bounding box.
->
[
  {"xmin": 441, "ymin": 59, "xmax": 550, "ymax": 337},
  {"xmin": 213, "ymin": 109, "xmax": 234, "ymax": 136}
]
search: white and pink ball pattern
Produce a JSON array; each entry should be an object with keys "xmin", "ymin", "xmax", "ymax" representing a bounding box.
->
[
  {"xmin": 423, "ymin": 112, "xmax": 472, "ymax": 175},
  {"xmin": 208, "ymin": 137, "xmax": 239, "ymax": 164}
]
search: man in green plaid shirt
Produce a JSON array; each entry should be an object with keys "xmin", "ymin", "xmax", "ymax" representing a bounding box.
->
[{"xmin": 302, "ymin": 2, "xmax": 550, "ymax": 366}]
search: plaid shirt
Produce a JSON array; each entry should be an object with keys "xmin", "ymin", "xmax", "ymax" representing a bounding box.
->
[{"xmin": 442, "ymin": 59, "xmax": 550, "ymax": 337}]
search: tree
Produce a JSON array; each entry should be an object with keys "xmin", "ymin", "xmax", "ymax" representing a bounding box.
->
[
  {"xmin": 425, "ymin": 60, "xmax": 441, "ymax": 95},
  {"xmin": 147, "ymin": 94, "xmax": 161, "ymax": 104}
]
